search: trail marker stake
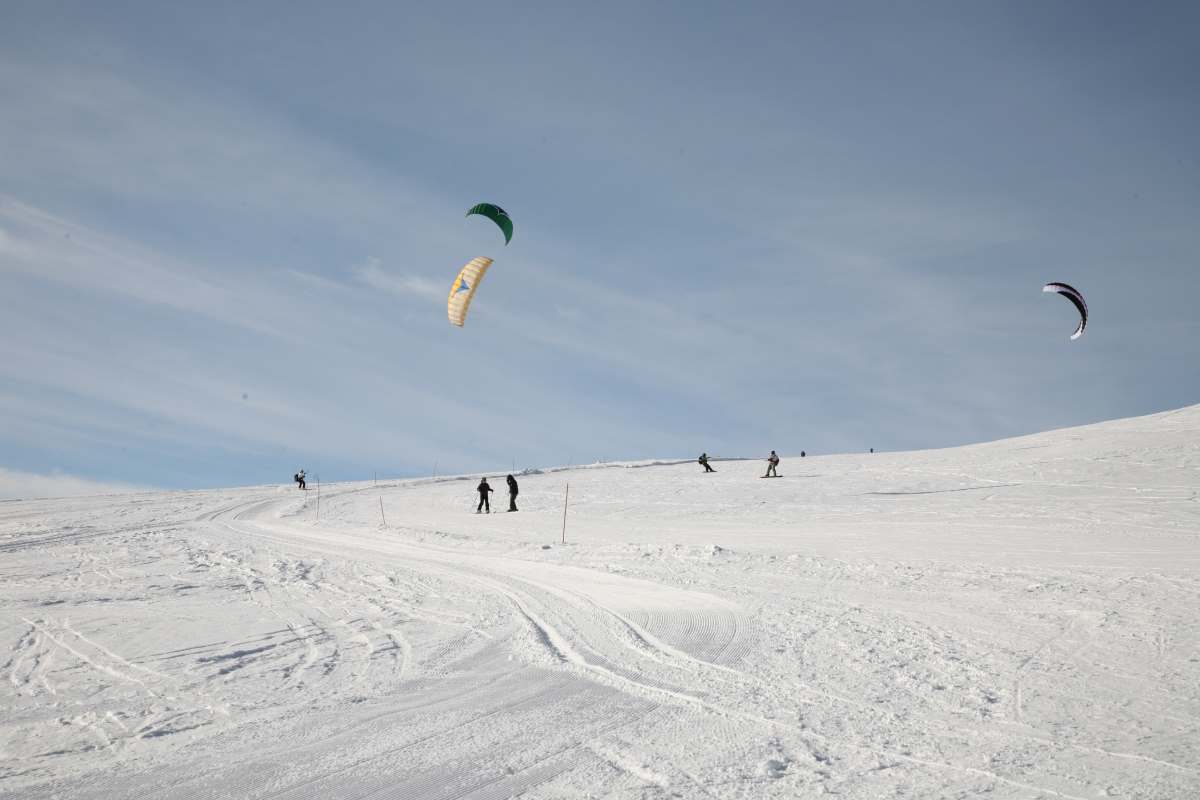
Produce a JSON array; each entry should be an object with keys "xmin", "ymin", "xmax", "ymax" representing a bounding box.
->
[
  {"xmin": 379, "ymin": 496, "xmax": 388, "ymax": 529},
  {"xmin": 561, "ymin": 483, "xmax": 569, "ymax": 544}
]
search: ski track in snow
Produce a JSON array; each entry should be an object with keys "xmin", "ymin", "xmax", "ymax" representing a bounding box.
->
[{"xmin": 2, "ymin": 406, "xmax": 1200, "ymax": 797}]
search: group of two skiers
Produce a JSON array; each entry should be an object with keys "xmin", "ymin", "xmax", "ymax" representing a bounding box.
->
[
  {"xmin": 475, "ymin": 474, "xmax": 518, "ymax": 513},
  {"xmin": 698, "ymin": 451, "xmax": 783, "ymax": 477}
]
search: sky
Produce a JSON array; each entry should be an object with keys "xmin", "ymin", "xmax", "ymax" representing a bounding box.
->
[{"xmin": 1, "ymin": 1, "xmax": 1198, "ymax": 495}]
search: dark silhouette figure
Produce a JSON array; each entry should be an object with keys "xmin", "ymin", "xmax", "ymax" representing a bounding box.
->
[
  {"xmin": 506, "ymin": 474, "xmax": 519, "ymax": 512},
  {"xmin": 699, "ymin": 453, "xmax": 715, "ymax": 473},
  {"xmin": 294, "ymin": 470, "xmax": 306, "ymax": 490},
  {"xmin": 800, "ymin": 451, "xmax": 806, "ymax": 458},
  {"xmin": 765, "ymin": 451, "xmax": 780, "ymax": 477},
  {"xmin": 870, "ymin": 448, "xmax": 874, "ymax": 453},
  {"xmin": 476, "ymin": 478, "xmax": 494, "ymax": 513}
]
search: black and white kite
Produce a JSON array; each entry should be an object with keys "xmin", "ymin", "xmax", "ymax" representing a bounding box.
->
[{"xmin": 1042, "ymin": 282, "xmax": 1088, "ymax": 341}]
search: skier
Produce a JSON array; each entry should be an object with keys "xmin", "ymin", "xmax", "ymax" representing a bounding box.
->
[
  {"xmin": 506, "ymin": 474, "xmax": 519, "ymax": 512},
  {"xmin": 294, "ymin": 470, "xmax": 306, "ymax": 490},
  {"xmin": 764, "ymin": 451, "xmax": 780, "ymax": 478},
  {"xmin": 476, "ymin": 477, "xmax": 494, "ymax": 513},
  {"xmin": 699, "ymin": 453, "xmax": 715, "ymax": 473}
]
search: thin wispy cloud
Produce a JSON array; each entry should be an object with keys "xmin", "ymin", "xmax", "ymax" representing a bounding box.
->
[
  {"xmin": 353, "ymin": 259, "xmax": 443, "ymax": 300},
  {"xmin": 0, "ymin": 467, "xmax": 147, "ymax": 501}
]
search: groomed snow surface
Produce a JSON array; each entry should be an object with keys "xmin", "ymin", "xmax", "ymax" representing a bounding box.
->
[{"xmin": 3, "ymin": 407, "xmax": 1200, "ymax": 799}]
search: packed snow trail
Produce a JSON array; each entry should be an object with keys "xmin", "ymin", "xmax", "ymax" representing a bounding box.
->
[{"xmin": 2, "ymin": 406, "xmax": 1200, "ymax": 798}]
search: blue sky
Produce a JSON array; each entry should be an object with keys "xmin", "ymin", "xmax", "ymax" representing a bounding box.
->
[{"xmin": 2, "ymin": 1, "xmax": 1198, "ymax": 492}]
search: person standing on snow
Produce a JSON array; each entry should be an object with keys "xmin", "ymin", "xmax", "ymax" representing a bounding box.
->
[
  {"xmin": 476, "ymin": 478, "xmax": 494, "ymax": 513},
  {"xmin": 764, "ymin": 451, "xmax": 780, "ymax": 478},
  {"xmin": 699, "ymin": 453, "xmax": 715, "ymax": 473},
  {"xmin": 295, "ymin": 470, "xmax": 306, "ymax": 490},
  {"xmin": 506, "ymin": 474, "xmax": 519, "ymax": 512}
]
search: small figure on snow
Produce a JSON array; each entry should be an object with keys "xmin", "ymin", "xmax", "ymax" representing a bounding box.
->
[
  {"xmin": 294, "ymin": 469, "xmax": 306, "ymax": 490},
  {"xmin": 476, "ymin": 477, "xmax": 494, "ymax": 513},
  {"xmin": 699, "ymin": 453, "xmax": 715, "ymax": 473},
  {"xmin": 764, "ymin": 451, "xmax": 780, "ymax": 478},
  {"xmin": 800, "ymin": 451, "xmax": 806, "ymax": 458},
  {"xmin": 506, "ymin": 474, "xmax": 519, "ymax": 512}
]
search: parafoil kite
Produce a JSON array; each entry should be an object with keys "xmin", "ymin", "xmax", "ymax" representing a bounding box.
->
[
  {"xmin": 1042, "ymin": 282, "xmax": 1088, "ymax": 340},
  {"xmin": 447, "ymin": 257, "xmax": 493, "ymax": 327},
  {"xmin": 466, "ymin": 203, "xmax": 513, "ymax": 245}
]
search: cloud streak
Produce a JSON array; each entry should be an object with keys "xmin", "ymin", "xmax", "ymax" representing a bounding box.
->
[{"xmin": 0, "ymin": 467, "xmax": 148, "ymax": 501}]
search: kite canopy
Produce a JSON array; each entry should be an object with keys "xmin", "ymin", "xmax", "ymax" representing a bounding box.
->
[
  {"xmin": 1042, "ymin": 282, "xmax": 1088, "ymax": 340},
  {"xmin": 466, "ymin": 203, "xmax": 513, "ymax": 245},
  {"xmin": 447, "ymin": 257, "xmax": 493, "ymax": 327}
]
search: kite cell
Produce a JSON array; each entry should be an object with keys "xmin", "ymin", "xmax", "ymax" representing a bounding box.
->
[
  {"xmin": 1042, "ymin": 282, "xmax": 1088, "ymax": 340},
  {"xmin": 448, "ymin": 257, "xmax": 494, "ymax": 327},
  {"xmin": 466, "ymin": 203, "xmax": 513, "ymax": 245}
]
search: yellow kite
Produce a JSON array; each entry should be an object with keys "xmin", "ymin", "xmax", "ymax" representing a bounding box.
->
[{"xmin": 447, "ymin": 257, "xmax": 493, "ymax": 327}]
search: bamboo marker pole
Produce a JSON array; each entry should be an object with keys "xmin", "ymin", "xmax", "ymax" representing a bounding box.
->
[
  {"xmin": 379, "ymin": 496, "xmax": 387, "ymax": 529},
  {"xmin": 561, "ymin": 483, "xmax": 569, "ymax": 544},
  {"xmin": 315, "ymin": 474, "xmax": 320, "ymax": 522}
]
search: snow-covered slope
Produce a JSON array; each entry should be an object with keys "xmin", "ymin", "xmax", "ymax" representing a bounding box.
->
[{"xmin": 3, "ymin": 406, "xmax": 1199, "ymax": 798}]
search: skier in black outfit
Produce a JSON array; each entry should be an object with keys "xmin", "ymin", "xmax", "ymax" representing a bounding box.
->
[
  {"xmin": 699, "ymin": 453, "xmax": 715, "ymax": 473},
  {"xmin": 506, "ymin": 474, "xmax": 519, "ymax": 512},
  {"xmin": 294, "ymin": 470, "xmax": 306, "ymax": 490},
  {"xmin": 476, "ymin": 478, "xmax": 494, "ymax": 513}
]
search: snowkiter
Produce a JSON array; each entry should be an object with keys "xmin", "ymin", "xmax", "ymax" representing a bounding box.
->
[
  {"xmin": 477, "ymin": 478, "xmax": 494, "ymax": 513},
  {"xmin": 765, "ymin": 451, "xmax": 780, "ymax": 478},
  {"xmin": 699, "ymin": 453, "xmax": 715, "ymax": 473},
  {"xmin": 295, "ymin": 470, "xmax": 306, "ymax": 490},
  {"xmin": 506, "ymin": 474, "xmax": 519, "ymax": 511}
]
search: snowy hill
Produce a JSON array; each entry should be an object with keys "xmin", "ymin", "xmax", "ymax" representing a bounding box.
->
[{"xmin": 3, "ymin": 406, "xmax": 1199, "ymax": 799}]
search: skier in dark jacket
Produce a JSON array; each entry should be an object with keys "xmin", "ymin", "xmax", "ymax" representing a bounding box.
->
[
  {"xmin": 764, "ymin": 451, "xmax": 780, "ymax": 477},
  {"xmin": 476, "ymin": 478, "xmax": 494, "ymax": 513},
  {"xmin": 506, "ymin": 474, "xmax": 519, "ymax": 512},
  {"xmin": 699, "ymin": 453, "xmax": 715, "ymax": 473},
  {"xmin": 294, "ymin": 470, "xmax": 306, "ymax": 490}
]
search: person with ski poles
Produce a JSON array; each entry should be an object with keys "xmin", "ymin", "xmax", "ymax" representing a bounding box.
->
[{"xmin": 476, "ymin": 477, "xmax": 494, "ymax": 513}]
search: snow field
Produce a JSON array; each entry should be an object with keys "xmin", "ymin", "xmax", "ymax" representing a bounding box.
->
[{"xmin": 2, "ymin": 405, "xmax": 1199, "ymax": 798}]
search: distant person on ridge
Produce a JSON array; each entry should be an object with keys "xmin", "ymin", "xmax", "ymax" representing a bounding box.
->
[
  {"xmin": 476, "ymin": 478, "xmax": 494, "ymax": 514},
  {"xmin": 699, "ymin": 453, "xmax": 715, "ymax": 473},
  {"xmin": 294, "ymin": 470, "xmax": 306, "ymax": 490},
  {"xmin": 764, "ymin": 451, "xmax": 780, "ymax": 478},
  {"xmin": 506, "ymin": 474, "xmax": 519, "ymax": 512}
]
